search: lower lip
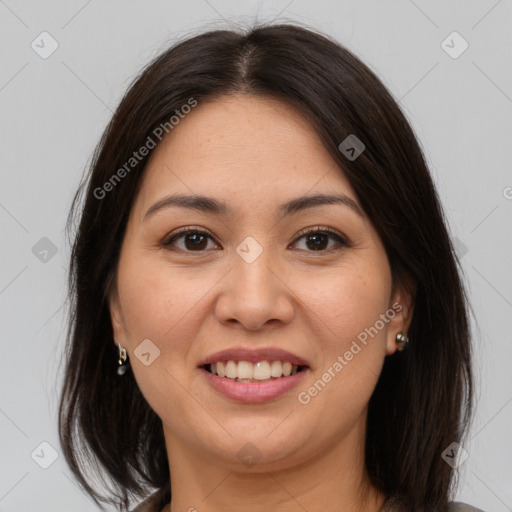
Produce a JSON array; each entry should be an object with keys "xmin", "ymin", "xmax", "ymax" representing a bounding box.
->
[{"xmin": 199, "ymin": 367, "xmax": 309, "ymax": 403}]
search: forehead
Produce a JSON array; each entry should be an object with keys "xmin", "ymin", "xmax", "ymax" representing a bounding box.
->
[{"xmin": 134, "ymin": 94, "xmax": 356, "ymax": 214}]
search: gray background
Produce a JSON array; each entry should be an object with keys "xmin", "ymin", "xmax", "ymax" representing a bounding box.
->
[{"xmin": 1, "ymin": 1, "xmax": 511, "ymax": 511}]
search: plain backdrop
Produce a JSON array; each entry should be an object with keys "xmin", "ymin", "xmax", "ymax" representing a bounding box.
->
[{"xmin": 1, "ymin": 1, "xmax": 511, "ymax": 511}]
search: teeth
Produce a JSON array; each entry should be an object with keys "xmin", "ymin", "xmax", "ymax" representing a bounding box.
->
[
  {"xmin": 225, "ymin": 361, "xmax": 237, "ymax": 379},
  {"xmin": 216, "ymin": 361, "xmax": 225, "ymax": 377},
  {"xmin": 270, "ymin": 360, "xmax": 282, "ymax": 377},
  {"xmin": 238, "ymin": 361, "xmax": 253, "ymax": 379},
  {"xmin": 253, "ymin": 361, "xmax": 270, "ymax": 380},
  {"xmin": 208, "ymin": 360, "xmax": 301, "ymax": 381}
]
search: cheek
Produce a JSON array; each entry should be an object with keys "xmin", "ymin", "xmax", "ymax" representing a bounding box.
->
[
  {"xmin": 114, "ymin": 251, "xmax": 211, "ymax": 421},
  {"xmin": 301, "ymin": 264, "xmax": 391, "ymax": 346},
  {"xmin": 296, "ymin": 260, "xmax": 391, "ymax": 408},
  {"xmin": 117, "ymin": 249, "xmax": 212, "ymax": 340}
]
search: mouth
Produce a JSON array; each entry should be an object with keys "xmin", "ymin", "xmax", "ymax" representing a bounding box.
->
[
  {"xmin": 197, "ymin": 347, "xmax": 311, "ymax": 402},
  {"xmin": 202, "ymin": 360, "xmax": 307, "ymax": 383}
]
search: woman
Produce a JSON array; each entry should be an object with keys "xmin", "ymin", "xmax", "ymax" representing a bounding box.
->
[{"xmin": 58, "ymin": 23, "xmax": 483, "ymax": 512}]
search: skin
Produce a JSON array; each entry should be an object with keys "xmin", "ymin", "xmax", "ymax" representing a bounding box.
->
[{"xmin": 109, "ymin": 94, "xmax": 414, "ymax": 512}]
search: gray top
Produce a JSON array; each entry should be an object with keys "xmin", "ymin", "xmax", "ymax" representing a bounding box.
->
[
  {"xmin": 380, "ymin": 495, "xmax": 485, "ymax": 511},
  {"xmin": 130, "ymin": 492, "xmax": 485, "ymax": 512}
]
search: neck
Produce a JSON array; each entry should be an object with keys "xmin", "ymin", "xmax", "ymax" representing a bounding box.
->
[{"xmin": 163, "ymin": 415, "xmax": 386, "ymax": 512}]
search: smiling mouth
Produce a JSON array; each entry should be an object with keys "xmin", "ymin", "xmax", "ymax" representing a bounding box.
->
[{"xmin": 203, "ymin": 360, "xmax": 307, "ymax": 383}]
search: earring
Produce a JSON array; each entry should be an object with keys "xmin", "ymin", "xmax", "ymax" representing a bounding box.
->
[
  {"xmin": 396, "ymin": 332, "xmax": 409, "ymax": 351},
  {"xmin": 117, "ymin": 343, "xmax": 129, "ymax": 375}
]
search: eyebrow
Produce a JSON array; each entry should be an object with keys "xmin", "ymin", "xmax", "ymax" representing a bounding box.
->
[{"xmin": 143, "ymin": 192, "xmax": 363, "ymax": 221}]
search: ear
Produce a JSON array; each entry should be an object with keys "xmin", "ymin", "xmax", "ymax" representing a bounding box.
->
[
  {"xmin": 386, "ymin": 272, "xmax": 416, "ymax": 356},
  {"xmin": 108, "ymin": 289, "xmax": 129, "ymax": 349}
]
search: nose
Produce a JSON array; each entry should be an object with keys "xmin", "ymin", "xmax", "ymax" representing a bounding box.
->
[{"xmin": 214, "ymin": 242, "xmax": 295, "ymax": 331}]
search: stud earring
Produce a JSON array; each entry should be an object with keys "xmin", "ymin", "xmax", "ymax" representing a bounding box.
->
[
  {"xmin": 117, "ymin": 343, "xmax": 129, "ymax": 375},
  {"xmin": 396, "ymin": 332, "xmax": 409, "ymax": 351}
]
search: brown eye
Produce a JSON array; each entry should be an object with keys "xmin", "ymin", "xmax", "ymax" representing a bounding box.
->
[
  {"xmin": 162, "ymin": 229, "xmax": 218, "ymax": 252},
  {"xmin": 292, "ymin": 227, "xmax": 349, "ymax": 253},
  {"xmin": 161, "ymin": 226, "xmax": 349, "ymax": 254}
]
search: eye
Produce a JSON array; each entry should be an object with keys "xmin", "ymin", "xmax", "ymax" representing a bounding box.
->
[
  {"xmin": 161, "ymin": 227, "xmax": 219, "ymax": 252},
  {"xmin": 161, "ymin": 226, "xmax": 349, "ymax": 253},
  {"xmin": 291, "ymin": 226, "xmax": 349, "ymax": 253}
]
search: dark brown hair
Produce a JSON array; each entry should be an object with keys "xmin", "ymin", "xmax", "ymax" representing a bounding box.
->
[{"xmin": 59, "ymin": 22, "xmax": 473, "ymax": 512}]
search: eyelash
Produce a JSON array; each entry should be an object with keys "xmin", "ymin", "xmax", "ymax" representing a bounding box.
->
[{"xmin": 161, "ymin": 225, "xmax": 350, "ymax": 254}]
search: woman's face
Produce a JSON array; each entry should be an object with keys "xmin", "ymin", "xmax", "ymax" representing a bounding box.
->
[{"xmin": 109, "ymin": 94, "xmax": 412, "ymax": 472}]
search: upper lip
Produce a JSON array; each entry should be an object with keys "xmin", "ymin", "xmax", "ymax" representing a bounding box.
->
[{"xmin": 198, "ymin": 347, "xmax": 310, "ymax": 367}]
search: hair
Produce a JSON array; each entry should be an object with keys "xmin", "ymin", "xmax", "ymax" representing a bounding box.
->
[{"xmin": 58, "ymin": 21, "xmax": 474, "ymax": 512}]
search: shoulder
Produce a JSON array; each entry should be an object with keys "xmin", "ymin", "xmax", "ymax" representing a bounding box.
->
[
  {"xmin": 131, "ymin": 494, "xmax": 485, "ymax": 512},
  {"xmin": 448, "ymin": 502, "xmax": 486, "ymax": 512},
  {"xmin": 381, "ymin": 496, "xmax": 486, "ymax": 512}
]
